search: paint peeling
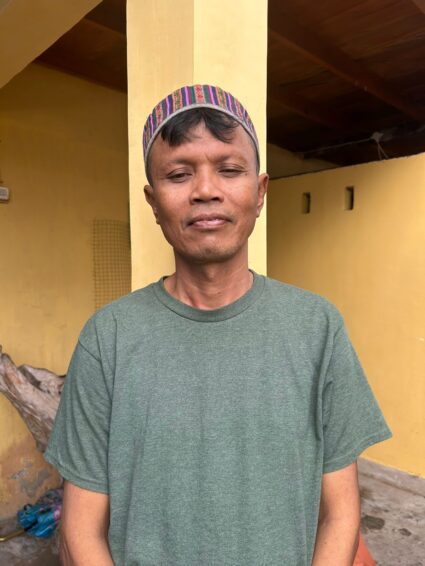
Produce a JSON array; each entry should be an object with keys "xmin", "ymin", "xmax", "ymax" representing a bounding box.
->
[
  {"xmin": 0, "ymin": 436, "xmax": 60, "ymax": 519},
  {"xmin": 10, "ymin": 468, "xmax": 27, "ymax": 481},
  {"xmin": 18, "ymin": 468, "xmax": 50, "ymax": 498}
]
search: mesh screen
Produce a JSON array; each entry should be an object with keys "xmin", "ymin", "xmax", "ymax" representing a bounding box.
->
[{"xmin": 93, "ymin": 219, "xmax": 131, "ymax": 310}]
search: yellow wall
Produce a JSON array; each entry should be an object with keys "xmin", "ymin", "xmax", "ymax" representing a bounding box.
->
[
  {"xmin": 127, "ymin": 0, "xmax": 268, "ymax": 289},
  {"xmin": 0, "ymin": 0, "xmax": 101, "ymax": 88},
  {"xmin": 267, "ymin": 154, "xmax": 425, "ymax": 477},
  {"xmin": 0, "ymin": 63, "xmax": 129, "ymax": 516}
]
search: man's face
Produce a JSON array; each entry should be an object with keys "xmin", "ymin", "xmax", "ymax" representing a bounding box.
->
[{"xmin": 144, "ymin": 122, "xmax": 268, "ymax": 265}]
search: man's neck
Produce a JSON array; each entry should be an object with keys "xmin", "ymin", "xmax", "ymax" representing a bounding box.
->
[{"xmin": 163, "ymin": 257, "xmax": 253, "ymax": 310}]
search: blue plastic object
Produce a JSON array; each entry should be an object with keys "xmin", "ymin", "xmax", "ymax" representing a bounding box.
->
[{"xmin": 17, "ymin": 488, "xmax": 63, "ymax": 539}]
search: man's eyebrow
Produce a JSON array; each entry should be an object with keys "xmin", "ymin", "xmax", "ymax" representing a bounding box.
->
[
  {"xmin": 161, "ymin": 153, "xmax": 250, "ymax": 168},
  {"xmin": 160, "ymin": 158, "xmax": 193, "ymax": 167},
  {"xmin": 214, "ymin": 152, "xmax": 250, "ymax": 165}
]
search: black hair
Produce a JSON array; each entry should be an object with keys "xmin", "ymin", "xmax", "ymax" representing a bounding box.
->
[{"xmin": 145, "ymin": 107, "xmax": 259, "ymax": 185}]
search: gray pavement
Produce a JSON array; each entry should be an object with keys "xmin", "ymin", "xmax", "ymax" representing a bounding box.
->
[{"xmin": 358, "ymin": 459, "xmax": 425, "ymax": 566}]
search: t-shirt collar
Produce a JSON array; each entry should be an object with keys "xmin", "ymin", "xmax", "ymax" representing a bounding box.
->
[{"xmin": 152, "ymin": 270, "xmax": 265, "ymax": 322}]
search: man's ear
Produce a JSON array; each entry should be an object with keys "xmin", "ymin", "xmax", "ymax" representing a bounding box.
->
[
  {"xmin": 256, "ymin": 173, "xmax": 269, "ymax": 217},
  {"xmin": 144, "ymin": 184, "xmax": 159, "ymax": 224}
]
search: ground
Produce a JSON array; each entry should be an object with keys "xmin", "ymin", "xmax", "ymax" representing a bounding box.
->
[
  {"xmin": 0, "ymin": 459, "xmax": 423, "ymax": 565},
  {"xmin": 358, "ymin": 460, "xmax": 425, "ymax": 566}
]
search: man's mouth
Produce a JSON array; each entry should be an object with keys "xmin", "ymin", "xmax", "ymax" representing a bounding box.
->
[{"xmin": 188, "ymin": 215, "xmax": 231, "ymax": 228}]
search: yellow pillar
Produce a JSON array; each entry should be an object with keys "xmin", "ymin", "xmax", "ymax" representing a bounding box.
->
[{"xmin": 127, "ymin": 0, "xmax": 268, "ymax": 289}]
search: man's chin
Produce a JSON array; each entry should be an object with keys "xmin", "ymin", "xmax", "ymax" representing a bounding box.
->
[{"xmin": 176, "ymin": 246, "xmax": 241, "ymax": 265}]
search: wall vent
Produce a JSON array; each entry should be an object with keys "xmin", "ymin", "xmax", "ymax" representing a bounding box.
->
[
  {"xmin": 93, "ymin": 219, "xmax": 131, "ymax": 310},
  {"xmin": 302, "ymin": 192, "xmax": 311, "ymax": 214},
  {"xmin": 345, "ymin": 186, "xmax": 354, "ymax": 210},
  {"xmin": 0, "ymin": 186, "xmax": 10, "ymax": 202}
]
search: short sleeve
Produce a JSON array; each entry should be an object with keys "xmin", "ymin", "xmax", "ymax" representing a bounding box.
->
[
  {"xmin": 322, "ymin": 321, "xmax": 392, "ymax": 473},
  {"xmin": 44, "ymin": 329, "xmax": 111, "ymax": 493}
]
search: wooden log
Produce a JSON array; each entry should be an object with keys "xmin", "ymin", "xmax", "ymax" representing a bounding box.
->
[{"xmin": 0, "ymin": 346, "xmax": 64, "ymax": 452}]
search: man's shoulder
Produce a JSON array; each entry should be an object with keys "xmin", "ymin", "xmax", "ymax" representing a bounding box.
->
[
  {"xmin": 262, "ymin": 275, "xmax": 343, "ymax": 327},
  {"xmin": 97, "ymin": 282, "xmax": 157, "ymax": 317},
  {"xmin": 264, "ymin": 276, "xmax": 338, "ymax": 310},
  {"xmin": 79, "ymin": 281, "xmax": 160, "ymax": 344}
]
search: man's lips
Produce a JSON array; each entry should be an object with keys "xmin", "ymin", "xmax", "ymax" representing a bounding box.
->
[{"xmin": 188, "ymin": 214, "xmax": 231, "ymax": 228}]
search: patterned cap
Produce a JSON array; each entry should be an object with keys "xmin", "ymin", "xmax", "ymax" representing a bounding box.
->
[{"xmin": 143, "ymin": 84, "xmax": 259, "ymax": 170}]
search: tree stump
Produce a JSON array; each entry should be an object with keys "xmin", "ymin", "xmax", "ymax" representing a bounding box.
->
[{"xmin": 0, "ymin": 346, "xmax": 64, "ymax": 452}]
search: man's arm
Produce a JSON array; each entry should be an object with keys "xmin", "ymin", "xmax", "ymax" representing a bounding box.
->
[
  {"xmin": 60, "ymin": 481, "xmax": 114, "ymax": 566},
  {"xmin": 312, "ymin": 461, "xmax": 361, "ymax": 565}
]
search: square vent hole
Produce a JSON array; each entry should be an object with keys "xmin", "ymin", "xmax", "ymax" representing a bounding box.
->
[
  {"xmin": 302, "ymin": 192, "xmax": 311, "ymax": 214},
  {"xmin": 345, "ymin": 186, "xmax": 355, "ymax": 210}
]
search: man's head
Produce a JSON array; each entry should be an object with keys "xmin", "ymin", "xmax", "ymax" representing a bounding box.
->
[
  {"xmin": 145, "ymin": 107, "xmax": 260, "ymax": 186},
  {"xmin": 143, "ymin": 85, "xmax": 260, "ymax": 176},
  {"xmin": 143, "ymin": 85, "xmax": 268, "ymax": 266}
]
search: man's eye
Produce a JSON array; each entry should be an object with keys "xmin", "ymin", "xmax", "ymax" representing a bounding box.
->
[
  {"xmin": 168, "ymin": 172, "xmax": 190, "ymax": 182},
  {"xmin": 220, "ymin": 168, "xmax": 243, "ymax": 176}
]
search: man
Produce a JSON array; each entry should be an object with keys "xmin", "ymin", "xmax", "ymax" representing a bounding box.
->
[{"xmin": 45, "ymin": 85, "xmax": 391, "ymax": 565}]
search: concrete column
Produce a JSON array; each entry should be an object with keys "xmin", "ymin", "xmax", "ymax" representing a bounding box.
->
[{"xmin": 127, "ymin": 0, "xmax": 268, "ymax": 289}]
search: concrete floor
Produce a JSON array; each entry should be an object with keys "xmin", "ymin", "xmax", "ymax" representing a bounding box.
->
[
  {"xmin": 358, "ymin": 459, "xmax": 425, "ymax": 566},
  {"xmin": 0, "ymin": 523, "xmax": 59, "ymax": 565},
  {"xmin": 0, "ymin": 459, "xmax": 423, "ymax": 565}
]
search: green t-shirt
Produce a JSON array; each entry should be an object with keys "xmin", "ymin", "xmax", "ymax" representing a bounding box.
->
[{"xmin": 45, "ymin": 273, "xmax": 391, "ymax": 565}]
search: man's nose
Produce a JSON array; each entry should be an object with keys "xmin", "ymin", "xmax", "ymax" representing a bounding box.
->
[{"xmin": 190, "ymin": 170, "xmax": 223, "ymax": 203}]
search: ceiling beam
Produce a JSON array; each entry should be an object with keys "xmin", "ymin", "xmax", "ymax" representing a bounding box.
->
[
  {"xmin": 268, "ymin": 82, "xmax": 346, "ymax": 129},
  {"xmin": 411, "ymin": 0, "xmax": 425, "ymax": 14},
  {"xmin": 37, "ymin": 18, "xmax": 127, "ymax": 92},
  {"xmin": 84, "ymin": 0, "xmax": 126, "ymax": 35},
  {"xmin": 300, "ymin": 128, "xmax": 425, "ymax": 166},
  {"xmin": 269, "ymin": 120, "xmax": 425, "ymax": 163},
  {"xmin": 80, "ymin": 16, "xmax": 126, "ymax": 39},
  {"xmin": 268, "ymin": 11, "xmax": 425, "ymax": 122}
]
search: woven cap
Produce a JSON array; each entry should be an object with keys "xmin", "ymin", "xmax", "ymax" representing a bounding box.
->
[{"xmin": 143, "ymin": 84, "xmax": 259, "ymax": 171}]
